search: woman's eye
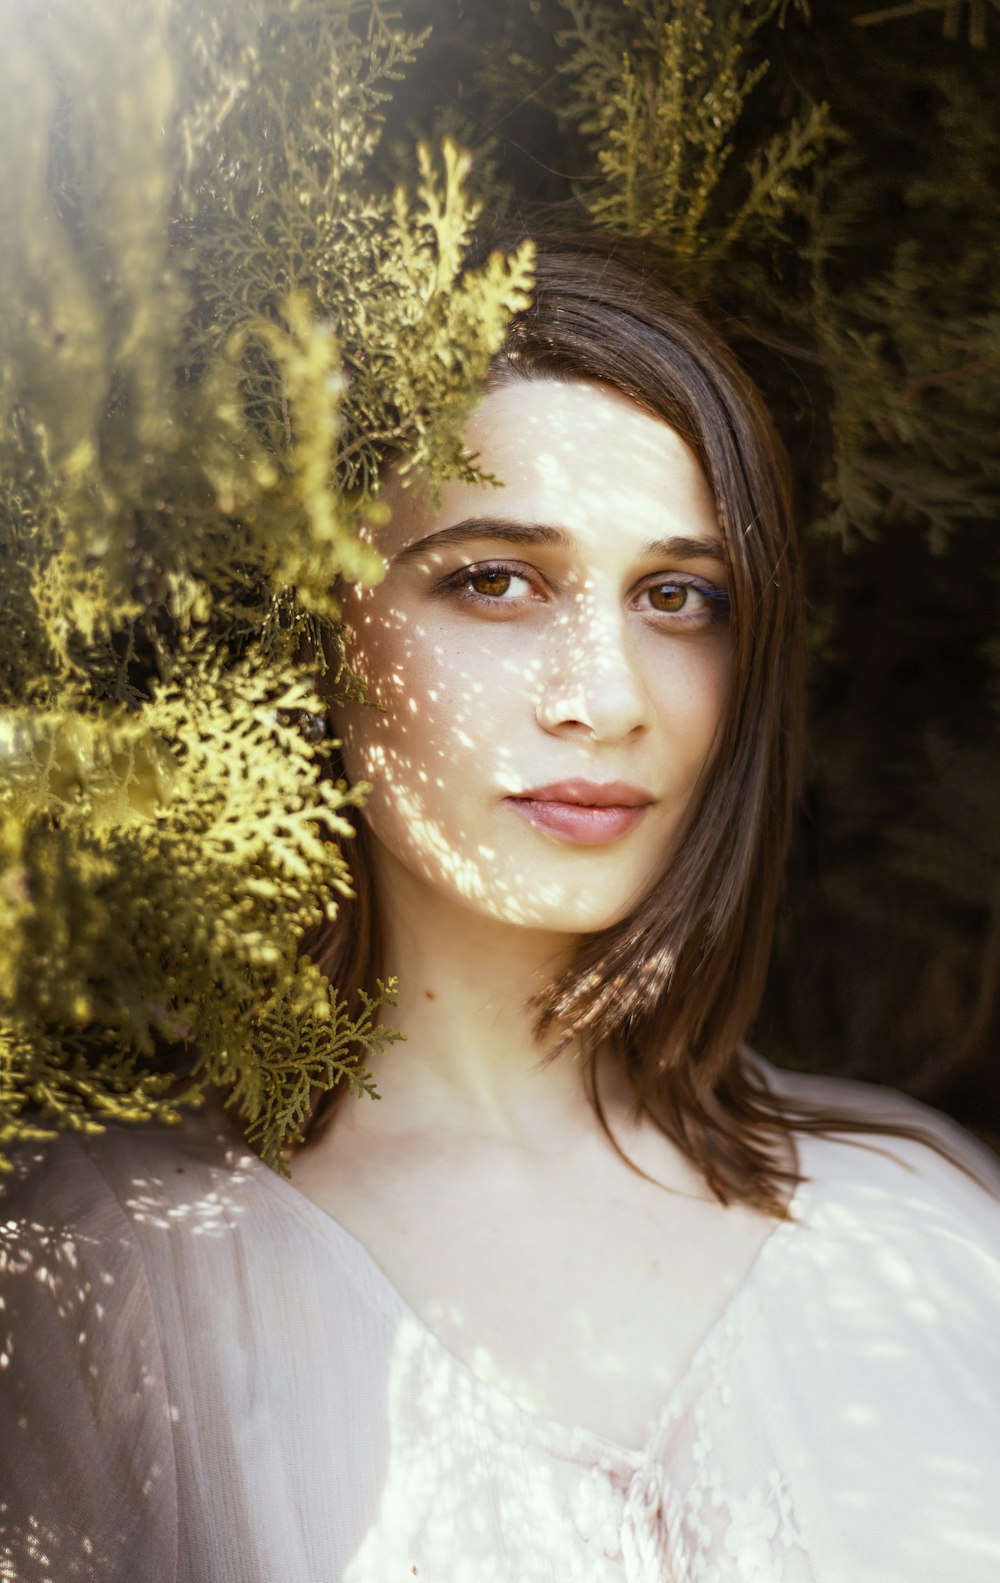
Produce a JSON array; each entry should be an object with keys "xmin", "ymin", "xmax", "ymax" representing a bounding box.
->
[
  {"xmin": 442, "ymin": 563, "xmax": 538, "ymax": 606},
  {"xmin": 638, "ymin": 578, "xmax": 730, "ymax": 625},
  {"xmin": 647, "ymin": 582, "xmax": 695, "ymax": 613},
  {"xmin": 468, "ymin": 569, "xmax": 518, "ymax": 598}
]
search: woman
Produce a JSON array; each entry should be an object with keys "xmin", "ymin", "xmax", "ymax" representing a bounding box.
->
[{"xmin": 2, "ymin": 233, "xmax": 999, "ymax": 1583}]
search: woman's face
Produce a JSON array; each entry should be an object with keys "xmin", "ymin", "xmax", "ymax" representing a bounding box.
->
[{"xmin": 337, "ymin": 377, "xmax": 731, "ymax": 935}]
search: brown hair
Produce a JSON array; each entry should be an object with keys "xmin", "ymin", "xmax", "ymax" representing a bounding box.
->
[{"xmin": 299, "ymin": 230, "xmax": 972, "ymax": 1215}]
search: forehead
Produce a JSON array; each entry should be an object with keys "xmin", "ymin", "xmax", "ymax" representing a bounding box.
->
[{"xmin": 380, "ymin": 377, "xmax": 718, "ymax": 554}]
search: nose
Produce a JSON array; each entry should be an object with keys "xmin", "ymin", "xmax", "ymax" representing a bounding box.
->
[{"xmin": 534, "ymin": 599, "xmax": 653, "ymax": 745}]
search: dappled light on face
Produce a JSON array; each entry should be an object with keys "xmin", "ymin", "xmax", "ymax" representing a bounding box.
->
[
  {"xmin": 372, "ymin": 739, "xmax": 539, "ymax": 926},
  {"xmin": 337, "ymin": 379, "xmax": 732, "ymax": 939}
]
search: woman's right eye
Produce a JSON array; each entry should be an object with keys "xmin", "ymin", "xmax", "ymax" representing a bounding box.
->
[
  {"xmin": 466, "ymin": 569, "xmax": 518, "ymax": 598},
  {"xmin": 437, "ymin": 562, "xmax": 539, "ymax": 608}
]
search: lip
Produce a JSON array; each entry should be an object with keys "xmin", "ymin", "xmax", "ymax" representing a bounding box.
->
[
  {"xmin": 504, "ymin": 779, "xmax": 655, "ymax": 847},
  {"xmin": 512, "ymin": 779, "xmax": 654, "ymax": 808}
]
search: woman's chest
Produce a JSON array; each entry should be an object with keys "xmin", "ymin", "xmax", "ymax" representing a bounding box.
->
[
  {"xmin": 161, "ymin": 1147, "xmax": 1000, "ymax": 1583},
  {"xmin": 289, "ymin": 1139, "xmax": 777, "ymax": 1452}
]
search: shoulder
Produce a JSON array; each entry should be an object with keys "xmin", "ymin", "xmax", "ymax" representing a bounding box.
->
[
  {"xmin": 1, "ymin": 1101, "xmax": 246, "ymax": 1244},
  {"xmin": 0, "ymin": 1119, "xmax": 228, "ymax": 1581},
  {"xmin": 0, "ymin": 1104, "xmax": 266, "ymax": 1363},
  {"xmin": 737, "ymin": 1061, "xmax": 1000, "ymax": 1577},
  {"xmin": 751, "ymin": 1051, "xmax": 1000, "ymax": 1200},
  {"xmin": 749, "ymin": 1053, "xmax": 1000, "ymax": 1317},
  {"xmin": 0, "ymin": 1106, "xmax": 243, "ymax": 1348}
]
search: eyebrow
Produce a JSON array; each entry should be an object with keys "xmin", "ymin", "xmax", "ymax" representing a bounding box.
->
[{"xmin": 392, "ymin": 516, "xmax": 726, "ymax": 566}]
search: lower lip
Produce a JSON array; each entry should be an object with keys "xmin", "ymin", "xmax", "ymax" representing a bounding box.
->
[{"xmin": 505, "ymin": 798, "xmax": 650, "ymax": 846}]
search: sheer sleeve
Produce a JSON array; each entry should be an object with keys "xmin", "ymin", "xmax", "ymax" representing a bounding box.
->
[{"xmin": 0, "ymin": 1135, "xmax": 178, "ymax": 1583}]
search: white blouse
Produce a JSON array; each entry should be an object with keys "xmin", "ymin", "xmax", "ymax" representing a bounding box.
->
[{"xmin": 2, "ymin": 1060, "xmax": 999, "ymax": 1583}]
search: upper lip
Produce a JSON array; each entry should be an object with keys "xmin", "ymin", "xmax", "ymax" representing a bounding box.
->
[{"xmin": 508, "ymin": 779, "xmax": 654, "ymax": 808}]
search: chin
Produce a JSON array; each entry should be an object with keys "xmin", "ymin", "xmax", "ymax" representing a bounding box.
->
[
  {"xmin": 366, "ymin": 813, "xmax": 655, "ymax": 936},
  {"xmin": 448, "ymin": 878, "xmax": 642, "ymax": 937}
]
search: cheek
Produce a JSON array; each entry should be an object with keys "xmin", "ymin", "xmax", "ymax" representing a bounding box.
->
[
  {"xmin": 337, "ymin": 610, "xmax": 411, "ymax": 786},
  {"xmin": 648, "ymin": 639, "xmax": 731, "ymax": 789},
  {"xmin": 337, "ymin": 608, "xmax": 508, "ymax": 809}
]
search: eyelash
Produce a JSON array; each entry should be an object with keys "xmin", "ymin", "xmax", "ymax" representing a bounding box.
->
[{"xmin": 434, "ymin": 560, "xmax": 731, "ymax": 628}]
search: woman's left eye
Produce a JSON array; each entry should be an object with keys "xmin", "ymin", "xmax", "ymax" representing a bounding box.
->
[{"xmin": 635, "ymin": 578, "xmax": 730, "ymax": 625}]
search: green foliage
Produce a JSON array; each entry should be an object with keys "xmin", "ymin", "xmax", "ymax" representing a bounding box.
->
[
  {"xmin": 0, "ymin": 642, "xmax": 365, "ymax": 1163},
  {"xmin": 0, "ymin": 0, "xmax": 533, "ymax": 1164},
  {"xmin": 222, "ymin": 971, "xmax": 402, "ymax": 1172},
  {"xmin": 553, "ymin": 0, "xmax": 829, "ymax": 263},
  {"xmin": 799, "ymin": 114, "xmax": 1000, "ymax": 549},
  {"xmin": 854, "ymin": 1, "xmax": 998, "ymax": 51},
  {"xmin": 1, "ymin": 0, "xmax": 997, "ymax": 1159}
]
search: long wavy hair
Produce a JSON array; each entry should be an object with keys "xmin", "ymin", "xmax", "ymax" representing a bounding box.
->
[{"xmin": 298, "ymin": 231, "xmax": 959, "ymax": 1216}]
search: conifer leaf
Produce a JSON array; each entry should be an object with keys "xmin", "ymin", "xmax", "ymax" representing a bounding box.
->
[
  {"xmin": 0, "ymin": 0, "xmax": 533, "ymax": 1163},
  {"xmin": 554, "ymin": 0, "xmax": 833, "ymax": 265}
]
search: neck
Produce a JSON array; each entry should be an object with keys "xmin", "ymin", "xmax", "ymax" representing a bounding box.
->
[{"xmin": 342, "ymin": 837, "xmax": 624, "ymax": 1150}]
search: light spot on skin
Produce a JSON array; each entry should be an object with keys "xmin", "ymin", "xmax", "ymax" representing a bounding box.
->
[{"xmin": 336, "ymin": 378, "xmax": 730, "ymax": 937}]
